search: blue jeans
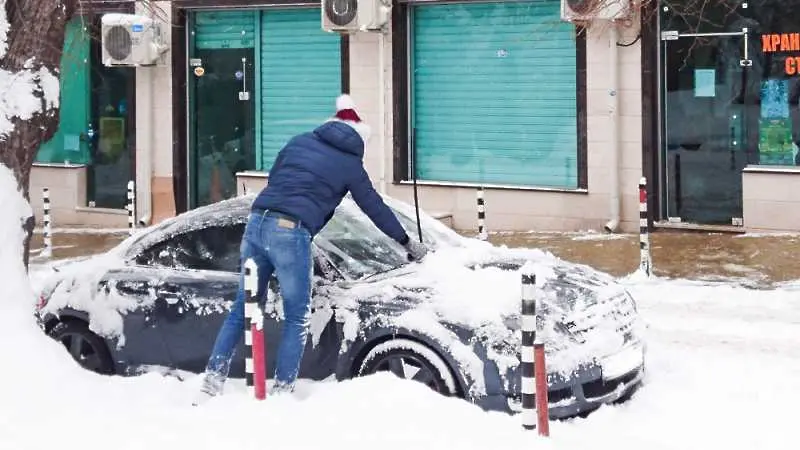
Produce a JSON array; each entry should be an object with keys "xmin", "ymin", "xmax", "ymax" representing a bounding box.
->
[{"xmin": 204, "ymin": 210, "xmax": 313, "ymax": 388}]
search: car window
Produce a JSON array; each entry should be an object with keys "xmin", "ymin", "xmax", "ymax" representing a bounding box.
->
[
  {"xmin": 135, "ymin": 224, "xmax": 245, "ymax": 273},
  {"xmin": 315, "ymin": 205, "xmax": 410, "ymax": 280}
]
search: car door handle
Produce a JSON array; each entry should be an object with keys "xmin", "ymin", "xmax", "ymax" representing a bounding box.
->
[{"xmin": 156, "ymin": 284, "xmax": 182, "ymax": 300}]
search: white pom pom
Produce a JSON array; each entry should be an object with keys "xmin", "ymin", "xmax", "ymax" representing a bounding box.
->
[{"xmin": 336, "ymin": 94, "xmax": 356, "ymax": 112}]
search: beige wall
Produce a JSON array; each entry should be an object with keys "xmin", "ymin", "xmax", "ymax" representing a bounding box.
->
[
  {"xmin": 348, "ymin": 18, "xmax": 644, "ymax": 233},
  {"xmin": 135, "ymin": 0, "xmax": 175, "ymax": 225},
  {"xmin": 743, "ymin": 169, "xmax": 800, "ymax": 232},
  {"xmin": 29, "ymin": 164, "xmax": 128, "ymax": 228}
]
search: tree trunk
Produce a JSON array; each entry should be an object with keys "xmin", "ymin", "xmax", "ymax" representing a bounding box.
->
[{"xmin": 0, "ymin": 0, "xmax": 77, "ymax": 270}]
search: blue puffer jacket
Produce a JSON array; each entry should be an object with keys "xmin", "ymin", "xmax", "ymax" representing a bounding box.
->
[{"xmin": 252, "ymin": 120, "xmax": 410, "ymax": 245}]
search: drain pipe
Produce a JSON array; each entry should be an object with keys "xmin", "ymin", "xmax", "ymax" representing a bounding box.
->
[
  {"xmin": 137, "ymin": 61, "xmax": 154, "ymax": 227},
  {"xmin": 136, "ymin": 8, "xmax": 158, "ymax": 227},
  {"xmin": 378, "ymin": 30, "xmax": 387, "ymax": 194},
  {"xmin": 604, "ymin": 21, "xmax": 621, "ymax": 233}
]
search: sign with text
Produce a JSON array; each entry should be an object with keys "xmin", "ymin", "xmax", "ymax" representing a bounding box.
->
[{"xmin": 762, "ymin": 33, "xmax": 800, "ymax": 74}]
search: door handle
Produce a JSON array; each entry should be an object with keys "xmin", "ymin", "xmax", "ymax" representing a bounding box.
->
[{"xmin": 156, "ymin": 284, "xmax": 182, "ymax": 301}]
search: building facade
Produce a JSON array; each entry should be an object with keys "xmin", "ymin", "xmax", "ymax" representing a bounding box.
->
[
  {"xmin": 31, "ymin": 1, "xmax": 137, "ymax": 227},
  {"xmin": 34, "ymin": 0, "xmax": 800, "ymax": 233}
]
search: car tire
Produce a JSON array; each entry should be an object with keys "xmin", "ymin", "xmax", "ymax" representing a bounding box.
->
[
  {"xmin": 48, "ymin": 321, "xmax": 115, "ymax": 375},
  {"xmin": 357, "ymin": 338, "xmax": 458, "ymax": 396}
]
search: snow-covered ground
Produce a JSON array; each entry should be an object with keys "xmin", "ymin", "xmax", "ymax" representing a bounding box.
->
[{"xmin": 1, "ymin": 165, "xmax": 798, "ymax": 450}]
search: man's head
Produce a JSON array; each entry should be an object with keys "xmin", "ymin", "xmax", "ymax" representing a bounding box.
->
[{"xmin": 330, "ymin": 94, "xmax": 371, "ymax": 145}]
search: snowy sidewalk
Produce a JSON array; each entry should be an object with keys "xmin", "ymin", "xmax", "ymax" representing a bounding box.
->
[{"xmin": 485, "ymin": 230, "xmax": 800, "ymax": 287}]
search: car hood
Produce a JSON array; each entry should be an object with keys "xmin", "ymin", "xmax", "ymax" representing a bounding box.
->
[{"xmin": 327, "ymin": 241, "xmax": 641, "ymax": 377}]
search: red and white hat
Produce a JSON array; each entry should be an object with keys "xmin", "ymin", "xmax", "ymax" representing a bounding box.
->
[
  {"xmin": 331, "ymin": 94, "xmax": 371, "ymax": 145},
  {"xmin": 335, "ymin": 94, "xmax": 362, "ymax": 123}
]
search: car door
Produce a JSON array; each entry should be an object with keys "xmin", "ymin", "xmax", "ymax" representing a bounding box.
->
[
  {"xmin": 94, "ymin": 264, "xmax": 177, "ymax": 373},
  {"xmin": 131, "ymin": 223, "xmax": 272, "ymax": 375}
]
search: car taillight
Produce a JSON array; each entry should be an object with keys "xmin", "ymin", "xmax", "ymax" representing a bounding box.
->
[{"xmin": 36, "ymin": 294, "xmax": 48, "ymax": 310}]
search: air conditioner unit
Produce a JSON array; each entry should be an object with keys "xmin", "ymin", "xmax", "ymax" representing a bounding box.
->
[
  {"xmin": 561, "ymin": 0, "xmax": 630, "ymax": 22},
  {"xmin": 322, "ymin": 0, "xmax": 391, "ymax": 33},
  {"xmin": 101, "ymin": 13, "xmax": 168, "ymax": 66}
]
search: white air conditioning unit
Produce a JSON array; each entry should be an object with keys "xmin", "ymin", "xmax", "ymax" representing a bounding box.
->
[
  {"xmin": 561, "ymin": 0, "xmax": 630, "ymax": 22},
  {"xmin": 322, "ymin": 0, "xmax": 391, "ymax": 33},
  {"xmin": 101, "ymin": 13, "xmax": 168, "ymax": 66}
]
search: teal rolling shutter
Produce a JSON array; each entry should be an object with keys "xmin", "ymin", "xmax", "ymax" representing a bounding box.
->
[
  {"xmin": 260, "ymin": 8, "xmax": 341, "ymax": 171},
  {"xmin": 194, "ymin": 10, "xmax": 256, "ymax": 49},
  {"xmin": 411, "ymin": 1, "xmax": 578, "ymax": 188}
]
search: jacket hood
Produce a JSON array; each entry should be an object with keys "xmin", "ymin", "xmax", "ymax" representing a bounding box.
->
[{"xmin": 313, "ymin": 120, "xmax": 370, "ymax": 158}]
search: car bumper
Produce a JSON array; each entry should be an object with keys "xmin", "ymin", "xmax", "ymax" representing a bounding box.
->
[{"xmin": 484, "ymin": 342, "xmax": 646, "ymax": 419}]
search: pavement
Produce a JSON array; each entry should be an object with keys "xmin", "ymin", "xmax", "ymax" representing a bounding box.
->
[{"xmin": 28, "ymin": 226, "xmax": 800, "ymax": 288}]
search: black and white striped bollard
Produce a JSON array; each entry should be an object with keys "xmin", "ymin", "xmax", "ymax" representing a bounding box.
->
[
  {"xmin": 42, "ymin": 187, "xmax": 52, "ymax": 258},
  {"xmin": 477, "ymin": 187, "xmax": 487, "ymax": 241},
  {"xmin": 521, "ymin": 270, "xmax": 550, "ymax": 435},
  {"xmin": 638, "ymin": 177, "xmax": 652, "ymax": 277},
  {"xmin": 127, "ymin": 180, "xmax": 136, "ymax": 235},
  {"xmin": 243, "ymin": 258, "xmax": 266, "ymax": 400}
]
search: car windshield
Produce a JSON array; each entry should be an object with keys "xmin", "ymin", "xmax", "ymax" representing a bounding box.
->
[{"xmin": 314, "ymin": 196, "xmax": 463, "ymax": 280}]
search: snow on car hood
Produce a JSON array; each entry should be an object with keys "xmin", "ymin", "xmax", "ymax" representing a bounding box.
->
[{"xmin": 335, "ymin": 235, "xmax": 642, "ymax": 382}]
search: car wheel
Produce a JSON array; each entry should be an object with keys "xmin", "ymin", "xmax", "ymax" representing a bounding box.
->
[
  {"xmin": 357, "ymin": 338, "xmax": 458, "ymax": 396},
  {"xmin": 48, "ymin": 321, "xmax": 114, "ymax": 375}
]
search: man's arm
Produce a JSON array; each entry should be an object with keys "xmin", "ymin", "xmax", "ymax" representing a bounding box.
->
[{"xmin": 348, "ymin": 166, "xmax": 410, "ymax": 245}]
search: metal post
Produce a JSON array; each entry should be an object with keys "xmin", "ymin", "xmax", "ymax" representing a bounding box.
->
[
  {"xmin": 520, "ymin": 272, "xmax": 536, "ymax": 430},
  {"xmin": 127, "ymin": 180, "xmax": 136, "ymax": 235},
  {"xmin": 639, "ymin": 177, "xmax": 652, "ymax": 277},
  {"xmin": 42, "ymin": 188, "xmax": 52, "ymax": 258},
  {"xmin": 477, "ymin": 187, "xmax": 487, "ymax": 241},
  {"xmin": 243, "ymin": 258, "xmax": 266, "ymax": 400}
]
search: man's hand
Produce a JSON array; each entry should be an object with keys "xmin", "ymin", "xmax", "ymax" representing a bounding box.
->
[{"xmin": 404, "ymin": 239, "xmax": 428, "ymax": 262}]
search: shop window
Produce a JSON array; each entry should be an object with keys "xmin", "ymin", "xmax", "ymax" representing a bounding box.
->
[
  {"xmin": 395, "ymin": 0, "xmax": 586, "ymax": 189},
  {"xmin": 88, "ymin": 36, "xmax": 136, "ymax": 209}
]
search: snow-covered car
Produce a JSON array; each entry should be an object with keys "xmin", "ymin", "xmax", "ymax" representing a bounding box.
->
[{"xmin": 34, "ymin": 194, "xmax": 646, "ymax": 418}]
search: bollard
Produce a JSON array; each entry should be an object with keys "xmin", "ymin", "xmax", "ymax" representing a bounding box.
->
[
  {"xmin": 638, "ymin": 177, "xmax": 652, "ymax": 277},
  {"xmin": 243, "ymin": 258, "xmax": 266, "ymax": 400},
  {"xmin": 127, "ymin": 180, "xmax": 136, "ymax": 235},
  {"xmin": 477, "ymin": 187, "xmax": 487, "ymax": 241},
  {"xmin": 521, "ymin": 271, "xmax": 550, "ymax": 435},
  {"xmin": 520, "ymin": 272, "xmax": 536, "ymax": 430},
  {"xmin": 42, "ymin": 188, "xmax": 52, "ymax": 258}
]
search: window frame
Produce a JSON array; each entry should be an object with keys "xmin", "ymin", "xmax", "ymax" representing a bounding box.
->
[{"xmin": 390, "ymin": 0, "xmax": 588, "ymax": 192}]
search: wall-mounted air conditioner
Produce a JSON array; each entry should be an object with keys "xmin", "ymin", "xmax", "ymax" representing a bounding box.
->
[
  {"xmin": 322, "ymin": 0, "xmax": 391, "ymax": 33},
  {"xmin": 560, "ymin": 0, "xmax": 631, "ymax": 22},
  {"xmin": 101, "ymin": 13, "xmax": 168, "ymax": 66}
]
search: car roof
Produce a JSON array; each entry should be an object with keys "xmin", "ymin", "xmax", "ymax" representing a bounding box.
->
[{"xmin": 119, "ymin": 195, "xmax": 253, "ymax": 259}]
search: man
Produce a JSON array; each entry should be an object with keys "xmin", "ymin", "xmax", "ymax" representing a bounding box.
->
[{"xmin": 194, "ymin": 94, "xmax": 428, "ymax": 403}]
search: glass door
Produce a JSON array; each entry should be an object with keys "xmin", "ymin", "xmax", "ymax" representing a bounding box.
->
[
  {"xmin": 661, "ymin": 28, "xmax": 756, "ymax": 226},
  {"xmin": 188, "ymin": 10, "xmax": 257, "ymax": 208}
]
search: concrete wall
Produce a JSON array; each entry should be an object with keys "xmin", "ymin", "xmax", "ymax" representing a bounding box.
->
[
  {"xmin": 349, "ymin": 18, "xmax": 643, "ymax": 233},
  {"xmin": 135, "ymin": 0, "xmax": 175, "ymax": 225},
  {"xmin": 743, "ymin": 169, "xmax": 800, "ymax": 232}
]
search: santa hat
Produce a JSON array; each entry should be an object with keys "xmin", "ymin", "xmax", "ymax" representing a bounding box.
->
[
  {"xmin": 335, "ymin": 94, "xmax": 362, "ymax": 123},
  {"xmin": 330, "ymin": 94, "xmax": 371, "ymax": 145}
]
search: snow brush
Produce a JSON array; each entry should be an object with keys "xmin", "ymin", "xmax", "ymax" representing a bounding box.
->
[
  {"xmin": 411, "ymin": 127, "xmax": 423, "ymax": 244},
  {"xmin": 406, "ymin": 128, "xmax": 424, "ymax": 263}
]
